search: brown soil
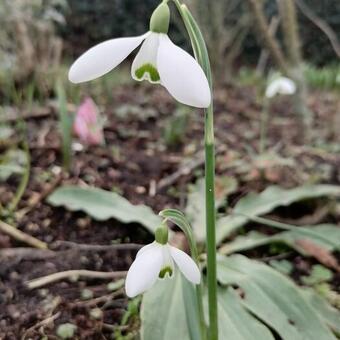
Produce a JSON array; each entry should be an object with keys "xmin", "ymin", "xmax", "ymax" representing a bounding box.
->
[{"xmin": 0, "ymin": 84, "xmax": 339, "ymax": 339}]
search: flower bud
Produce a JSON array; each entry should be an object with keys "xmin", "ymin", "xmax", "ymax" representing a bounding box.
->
[{"xmin": 149, "ymin": 2, "xmax": 170, "ymax": 34}]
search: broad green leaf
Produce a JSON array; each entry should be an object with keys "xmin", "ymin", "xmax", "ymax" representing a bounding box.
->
[
  {"xmin": 269, "ymin": 259, "xmax": 293, "ymax": 275},
  {"xmin": 47, "ymin": 186, "xmax": 161, "ymax": 233},
  {"xmin": 141, "ymin": 272, "xmax": 274, "ymax": 340},
  {"xmin": 140, "ymin": 273, "xmax": 191, "ymax": 340},
  {"xmin": 182, "ymin": 275, "xmax": 203, "ymax": 340},
  {"xmin": 217, "ymin": 185, "xmax": 340, "ymax": 244},
  {"xmin": 217, "ymin": 288, "xmax": 274, "ymax": 340},
  {"xmin": 301, "ymin": 289, "xmax": 340, "ymax": 335},
  {"xmin": 301, "ymin": 265, "xmax": 333, "ymax": 285},
  {"xmin": 0, "ymin": 149, "xmax": 26, "ymax": 181},
  {"xmin": 217, "ymin": 255, "xmax": 337, "ymax": 340},
  {"xmin": 219, "ymin": 224, "xmax": 340, "ymax": 254}
]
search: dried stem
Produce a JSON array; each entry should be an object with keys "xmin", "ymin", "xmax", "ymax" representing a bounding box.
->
[
  {"xmin": 0, "ymin": 220, "xmax": 47, "ymax": 249},
  {"xmin": 26, "ymin": 270, "xmax": 127, "ymax": 289}
]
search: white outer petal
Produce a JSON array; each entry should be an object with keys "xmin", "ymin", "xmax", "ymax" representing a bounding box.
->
[
  {"xmin": 157, "ymin": 34, "xmax": 211, "ymax": 108},
  {"xmin": 169, "ymin": 245, "xmax": 201, "ymax": 284},
  {"xmin": 131, "ymin": 32, "xmax": 161, "ymax": 84},
  {"xmin": 125, "ymin": 242, "xmax": 163, "ymax": 298},
  {"xmin": 69, "ymin": 33, "xmax": 149, "ymax": 83},
  {"xmin": 136, "ymin": 241, "xmax": 157, "ymax": 258}
]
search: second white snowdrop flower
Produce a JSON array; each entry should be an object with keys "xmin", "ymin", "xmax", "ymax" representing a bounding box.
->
[
  {"xmin": 265, "ymin": 76, "xmax": 297, "ymax": 99},
  {"xmin": 125, "ymin": 225, "xmax": 201, "ymax": 298},
  {"xmin": 68, "ymin": 2, "xmax": 211, "ymax": 108}
]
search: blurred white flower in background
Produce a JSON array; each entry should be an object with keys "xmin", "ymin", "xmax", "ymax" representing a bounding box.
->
[{"xmin": 265, "ymin": 76, "xmax": 297, "ymax": 98}]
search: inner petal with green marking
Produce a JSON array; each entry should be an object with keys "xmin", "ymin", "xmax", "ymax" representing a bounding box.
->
[
  {"xmin": 135, "ymin": 63, "xmax": 160, "ymax": 83},
  {"xmin": 159, "ymin": 266, "xmax": 173, "ymax": 279}
]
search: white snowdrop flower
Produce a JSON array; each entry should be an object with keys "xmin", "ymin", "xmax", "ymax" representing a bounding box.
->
[
  {"xmin": 68, "ymin": 3, "xmax": 211, "ymax": 108},
  {"xmin": 265, "ymin": 76, "xmax": 297, "ymax": 98},
  {"xmin": 125, "ymin": 226, "xmax": 201, "ymax": 298}
]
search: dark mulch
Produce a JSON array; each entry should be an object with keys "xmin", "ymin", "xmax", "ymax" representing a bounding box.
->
[{"xmin": 0, "ymin": 83, "xmax": 339, "ymax": 339}]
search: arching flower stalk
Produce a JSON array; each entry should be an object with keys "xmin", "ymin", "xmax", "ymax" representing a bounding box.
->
[
  {"xmin": 68, "ymin": 2, "xmax": 211, "ymax": 108},
  {"xmin": 125, "ymin": 224, "xmax": 200, "ymax": 298}
]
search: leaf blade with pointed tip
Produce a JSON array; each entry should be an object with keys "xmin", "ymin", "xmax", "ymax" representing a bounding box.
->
[
  {"xmin": 217, "ymin": 255, "xmax": 338, "ymax": 340},
  {"xmin": 217, "ymin": 185, "xmax": 340, "ymax": 244},
  {"xmin": 47, "ymin": 186, "xmax": 161, "ymax": 233}
]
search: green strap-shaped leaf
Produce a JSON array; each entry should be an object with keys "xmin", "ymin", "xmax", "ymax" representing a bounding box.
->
[
  {"xmin": 141, "ymin": 273, "xmax": 275, "ymax": 340},
  {"xmin": 185, "ymin": 177, "xmax": 237, "ymax": 242},
  {"xmin": 217, "ymin": 288, "xmax": 274, "ymax": 340},
  {"xmin": 140, "ymin": 273, "xmax": 191, "ymax": 340},
  {"xmin": 217, "ymin": 185, "xmax": 340, "ymax": 244},
  {"xmin": 47, "ymin": 186, "xmax": 161, "ymax": 233},
  {"xmin": 301, "ymin": 289, "xmax": 340, "ymax": 335},
  {"xmin": 220, "ymin": 224, "xmax": 340, "ymax": 255},
  {"xmin": 217, "ymin": 255, "xmax": 338, "ymax": 340}
]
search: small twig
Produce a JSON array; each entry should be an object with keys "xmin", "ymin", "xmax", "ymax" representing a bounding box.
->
[
  {"xmin": 0, "ymin": 107, "xmax": 52, "ymax": 124},
  {"xmin": 54, "ymin": 240, "xmax": 143, "ymax": 252},
  {"xmin": 16, "ymin": 173, "xmax": 63, "ymax": 220},
  {"xmin": 21, "ymin": 312, "xmax": 61, "ymax": 340},
  {"xmin": 26, "ymin": 270, "xmax": 127, "ymax": 289},
  {"xmin": 0, "ymin": 220, "xmax": 48, "ymax": 249},
  {"xmin": 0, "ymin": 247, "xmax": 55, "ymax": 260},
  {"xmin": 72, "ymin": 289, "xmax": 124, "ymax": 308},
  {"xmin": 157, "ymin": 144, "xmax": 225, "ymax": 191}
]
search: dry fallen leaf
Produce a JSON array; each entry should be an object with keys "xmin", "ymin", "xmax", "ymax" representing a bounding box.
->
[{"xmin": 296, "ymin": 238, "xmax": 340, "ymax": 272}]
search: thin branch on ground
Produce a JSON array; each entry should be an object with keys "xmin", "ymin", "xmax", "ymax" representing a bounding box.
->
[
  {"xmin": 157, "ymin": 144, "xmax": 225, "ymax": 191},
  {"xmin": 21, "ymin": 312, "xmax": 61, "ymax": 340},
  {"xmin": 16, "ymin": 173, "xmax": 63, "ymax": 220},
  {"xmin": 54, "ymin": 240, "xmax": 143, "ymax": 252},
  {"xmin": 26, "ymin": 269, "xmax": 127, "ymax": 289},
  {"xmin": 71, "ymin": 289, "xmax": 124, "ymax": 308},
  {"xmin": 0, "ymin": 220, "xmax": 48, "ymax": 249},
  {"xmin": 0, "ymin": 247, "xmax": 55, "ymax": 260}
]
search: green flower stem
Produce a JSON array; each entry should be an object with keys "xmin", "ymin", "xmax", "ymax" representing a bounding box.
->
[
  {"xmin": 172, "ymin": 2, "xmax": 218, "ymax": 339},
  {"xmin": 56, "ymin": 80, "xmax": 73, "ymax": 172},
  {"xmin": 204, "ymin": 117, "xmax": 218, "ymax": 340}
]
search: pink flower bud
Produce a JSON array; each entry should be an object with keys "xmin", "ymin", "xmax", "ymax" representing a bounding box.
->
[{"xmin": 73, "ymin": 97, "xmax": 104, "ymax": 145}]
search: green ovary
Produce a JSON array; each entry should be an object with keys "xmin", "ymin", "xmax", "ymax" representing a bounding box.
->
[
  {"xmin": 135, "ymin": 63, "xmax": 160, "ymax": 82},
  {"xmin": 159, "ymin": 266, "xmax": 173, "ymax": 279}
]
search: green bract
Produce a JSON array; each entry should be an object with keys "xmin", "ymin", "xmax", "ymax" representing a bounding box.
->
[
  {"xmin": 155, "ymin": 224, "xmax": 169, "ymax": 244},
  {"xmin": 149, "ymin": 2, "xmax": 170, "ymax": 34}
]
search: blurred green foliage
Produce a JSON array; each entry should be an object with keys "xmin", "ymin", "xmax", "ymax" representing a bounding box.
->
[
  {"xmin": 305, "ymin": 63, "xmax": 340, "ymax": 90},
  {"xmin": 163, "ymin": 107, "xmax": 189, "ymax": 148},
  {"xmin": 237, "ymin": 63, "xmax": 340, "ymax": 91}
]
